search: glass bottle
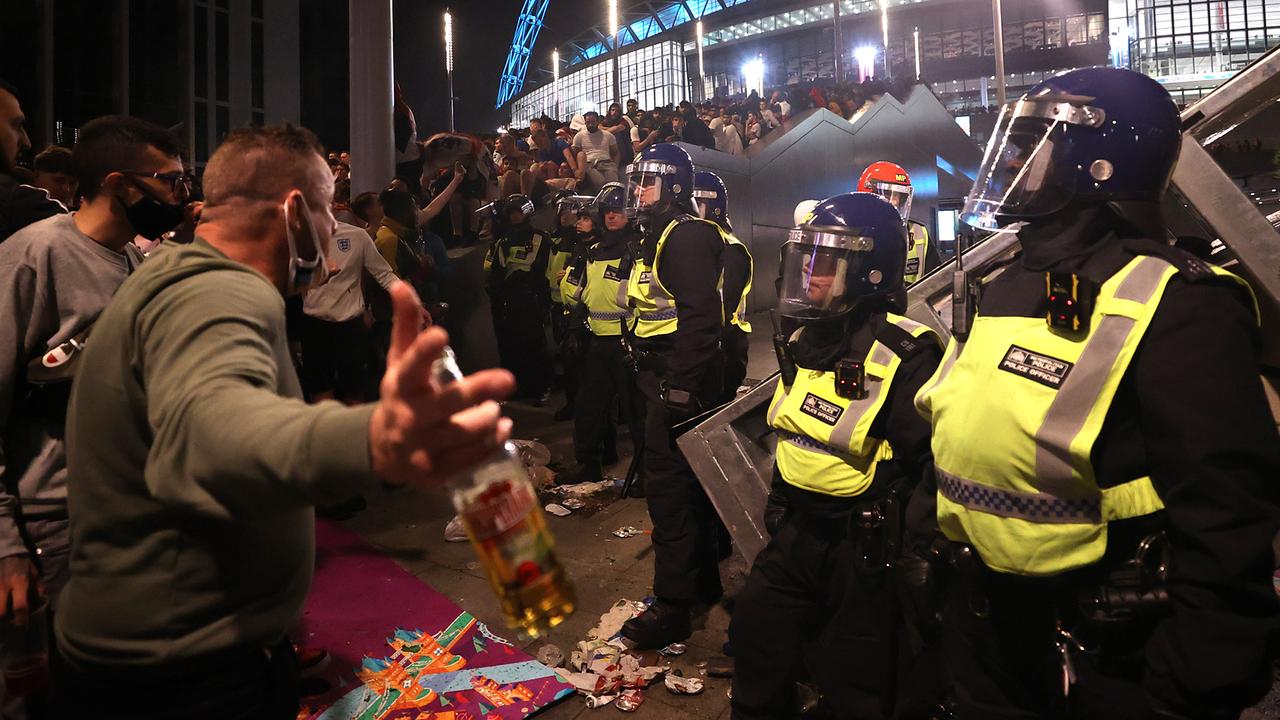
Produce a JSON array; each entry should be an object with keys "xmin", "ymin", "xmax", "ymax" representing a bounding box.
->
[{"xmin": 433, "ymin": 348, "xmax": 576, "ymax": 638}]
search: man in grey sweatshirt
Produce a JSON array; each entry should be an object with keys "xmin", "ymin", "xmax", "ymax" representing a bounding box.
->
[
  {"xmin": 52, "ymin": 123, "xmax": 515, "ymax": 719},
  {"xmin": 0, "ymin": 115, "xmax": 185, "ymax": 630}
]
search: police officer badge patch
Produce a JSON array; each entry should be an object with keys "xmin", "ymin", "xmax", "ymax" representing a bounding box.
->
[
  {"xmin": 999, "ymin": 345, "xmax": 1073, "ymax": 389},
  {"xmin": 604, "ymin": 264, "xmax": 625, "ymax": 282},
  {"xmin": 800, "ymin": 393, "xmax": 843, "ymax": 425}
]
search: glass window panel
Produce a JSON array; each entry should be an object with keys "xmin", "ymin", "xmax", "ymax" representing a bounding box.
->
[
  {"xmin": 1024, "ymin": 20, "xmax": 1046, "ymax": 49},
  {"xmin": 944, "ymin": 30, "xmax": 963, "ymax": 57},
  {"xmin": 1045, "ymin": 17, "xmax": 1064, "ymax": 47},
  {"xmin": 1089, "ymin": 12, "xmax": 1107, "ymax": 41},
  {"xmin": 1173, "ymin": 4, "xmax": 1192, "ymax": 33},
  {"xmin": 1066, "ymin": 14, "xmax": 1087, "ymax": 44}
]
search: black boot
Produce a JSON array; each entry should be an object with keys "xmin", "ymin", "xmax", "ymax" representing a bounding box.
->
[
  {"xmin": 621, "ymin": 600, "xmax": 691, "ymax": 649},
  {"xmin": 602, "ymin": 446, "xmax": 620, "ymax": 466},
  {"xmin": 555, "ymin": 463, "xmax": 603, "ymax": 486}
]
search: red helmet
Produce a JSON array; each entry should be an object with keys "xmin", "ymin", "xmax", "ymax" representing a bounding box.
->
[{"xmin": 857, "ymin": 161, "xmax": 913, "ymax": 221}]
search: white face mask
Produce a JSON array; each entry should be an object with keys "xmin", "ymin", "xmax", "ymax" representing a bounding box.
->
[{"xmin": 283, "ymin": 193, "xmax": 329, "ymax": 295}]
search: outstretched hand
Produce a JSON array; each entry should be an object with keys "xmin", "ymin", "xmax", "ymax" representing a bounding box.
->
[{"xmin": 369, "ymin": 282, "xmax": 515, "ymax": 486}]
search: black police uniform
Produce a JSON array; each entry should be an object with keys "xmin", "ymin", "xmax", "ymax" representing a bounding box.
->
[
  {"xmin": 548, "ymin": 226, "xmax": 583, "ymax": 414},
  {"xmin": 729, "ymin": 309, "xmax": 941, "ymax": 720},
  {"xmin": 487, "ymin": 222, "xmax": 553, "ymax": 398},
  {"xmin": 563, "ymin": 225, "xmax": 644, "ymax": 478},
  {"xmin": 634, "ymin": 207, "xmax": 727, "ymax": 614},
  {"xmin": 927, "ymin": 211, "xmax": 1280, "ymax": 720},
  {"xmin": 720, "ymin": 234, "xmax": 752, "ymax": 402}
]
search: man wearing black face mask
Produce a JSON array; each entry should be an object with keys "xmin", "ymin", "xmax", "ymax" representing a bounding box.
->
[
  {"xmin": 0, "ymin": 115, "xmax": 181, "ymax": 656},
  {"xmin": 52, "ymin": 123, "xmax": 514, "ymax": 718}
]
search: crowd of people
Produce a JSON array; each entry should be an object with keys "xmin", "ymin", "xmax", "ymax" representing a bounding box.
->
[
  {"xmin": 487, "ymin": 76, "xmax": 908, "ymax": 201},
  {"xmin": 0, "ymin": 60, "xmax": 1278, "ymax": 720}
]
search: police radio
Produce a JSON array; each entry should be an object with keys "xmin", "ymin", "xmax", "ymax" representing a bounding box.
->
[
  {"xmin": 770, "ymin": 310, "xmax": 797, "ymax": 386},
  {"xmin": 951, "ymin": 232, "xmax": 976, "ymax": 341}
]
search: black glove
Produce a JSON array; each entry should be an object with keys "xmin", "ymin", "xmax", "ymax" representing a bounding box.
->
[{"xmin": 763, "ymin": 491, "xmax": 788, "ymax": 536}]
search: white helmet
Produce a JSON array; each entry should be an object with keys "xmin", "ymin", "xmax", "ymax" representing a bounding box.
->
[{"xmin": 793, "ymin": 199, "xmax": 820, "ymax": 227}]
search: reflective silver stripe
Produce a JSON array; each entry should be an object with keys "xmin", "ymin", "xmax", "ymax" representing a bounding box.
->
[
  {"xmin": 639, "ymin": 309, "xmax": 677, "ymax": 321},
  {"xmin": 767, "ymin": 388, "xmax": 786, "ymax": 425},
  {"xmin": 776, "ymin": 429, "xmax": 862, "ymax": 464},
  {"xmin": 828, "ymin": 341, "xmax": 895, "ymax": 451},
  {"xmin": 918, "ymin": 338, "xmax": 965, "ymax": 404},
  {"xmin": 590, "ymin": 310, "xmax": 630, "ymax": 320},
  {"xmin": 1033, "ymin": 257, "xmax": 1171, "ymax": 497},
  {"xmin": 937, "ymin": 467, "xmax": 1101, "ymax": 524},
  {"xmin": 615, "ymin": 278, "xmax": 630, "ymax": 309}
]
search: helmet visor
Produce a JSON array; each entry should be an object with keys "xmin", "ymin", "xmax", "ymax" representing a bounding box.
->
[
  {"xmin": 961, "ymin": 97, "xmax": 1105, "ymax": 229},
  {"xmin": 692, "ymin": 188, "xmax": 717, "ymax": 219},
  {"xmin": 776, "ymin": 228, "xmax": 873, "ymax": 319},
  {"xmin": 866, "ymin": 181, "xmax": 913, "ymax": 221},
  {"xmin": 625, "ymin": 172, "xmax": 664, "ymax": 218}
]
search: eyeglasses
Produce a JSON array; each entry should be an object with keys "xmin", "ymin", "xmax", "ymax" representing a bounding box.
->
[{"xmin": 122, "ymin": 170, "xmax": 194, "ymax": 195}]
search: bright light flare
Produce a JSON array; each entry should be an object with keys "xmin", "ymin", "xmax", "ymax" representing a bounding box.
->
[
  {"xmin": 913, "ymin": 27, "xmax": 921, "ymax": 78},
  {"xmin": 742, "ymin": 56, "xmax": 764, "ymax": 96},
  {"xmin": 608, "ymin": 0, "xmax": 619, "ymax": 42},
  {"xmin": 696, "ymin": 20, "xmax": 705, "ymax": 81},
  {"xmin": 854, "ymin": 46, "xmax": 878, "ymax": 81},
  {"xmin": 880, "ymin": 0, "xmax": 889, "ymax": 50},
  {"xmin": 444, "ymin": 10, "xmax": 454, "ymax": 73}
]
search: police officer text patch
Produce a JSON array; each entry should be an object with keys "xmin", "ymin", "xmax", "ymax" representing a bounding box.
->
[
  {"xmin": 604, "ymin": 264, "xmax": 625, "ymax": 282},
  {"xmin": 998, "ymin": 345, "xmax": 1073, "ymax": 389},
  {"xmin": 800, "ymin": 393, "xmax": 844, "ymax": 425}
]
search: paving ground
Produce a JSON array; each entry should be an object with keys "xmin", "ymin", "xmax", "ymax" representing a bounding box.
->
[
  {"xmin": 340, "ymin": 392, "xmax": 739, "ymax": 719},
  {"xmin": 334, "ymin": 315, "xmax": 1280, "ymax": 719}
]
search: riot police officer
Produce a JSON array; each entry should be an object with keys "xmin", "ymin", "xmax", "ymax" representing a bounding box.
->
[
  {"xmin": 619, "ymin": 143, "xmax": 728, "ymax": 648},
  {"xmin": 728, "ymin": 193, "xmax": 942, "ymax": 720},
  {"xmin": 549, "ymin": 194, "xmax": 587, "ymax": 420},
  {"xmin": 857, "ymin": 161, "xmax": 940, "ymax": 283},
  {"xmin": 915, "ymin": 67, "xmax": 1280, "ymax": 719},
  {"xmin": 557, "ymin": 183, "xmax": 642, "ymax": 486},
  {"xmin": 484, "ymin": 193, "xmax": 553, "ymax": 400},
  {"xmin": 692, "ymin": 170, "xmax": 754, "ymax": 402}
]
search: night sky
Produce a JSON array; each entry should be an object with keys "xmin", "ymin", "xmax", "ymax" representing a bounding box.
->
[{"xmin": 399, "ymin": 0, "xmax": 609, "ymax": 135}]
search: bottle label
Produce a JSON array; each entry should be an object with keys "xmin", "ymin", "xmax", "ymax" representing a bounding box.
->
[
  {"xmin": 463, "ymin": 480, "xmax": 535, "ymax": 540},
  {"xmin": 461, "ymin": 480, "xmax": 558, "ymax": 591}
]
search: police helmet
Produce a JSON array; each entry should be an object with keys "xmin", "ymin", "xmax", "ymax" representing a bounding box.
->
[
  {"xmin": 505, "ymin": 193, "xmax": 535, "ymax": 217},
  {"xmin": 962, "ymin": 67, "xmax": 1181, "ymax": 230},
  {"xmin": 625, "ymin": 143, "xmax": 693, "ymax": 220},
  {"xmin": 777, "ymin": 192, "xmax": 907, "ymax": 320},
  {"xmin": 692, "ymin": 170, "xmax": 730, "ymax": 228},
  {"xmin": 594, "ymin": 182, "xmax": 628, "ymax": 223}
]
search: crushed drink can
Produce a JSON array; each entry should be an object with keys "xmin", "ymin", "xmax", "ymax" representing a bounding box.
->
[{"xmin": 616, "ymin": 688, "xmax": 645, "ymax": 712}]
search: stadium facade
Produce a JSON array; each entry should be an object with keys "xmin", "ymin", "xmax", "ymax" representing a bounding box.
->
[{"xmin": 506, "ymin": 0, "xmax": 1280, "ymax": 123}]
